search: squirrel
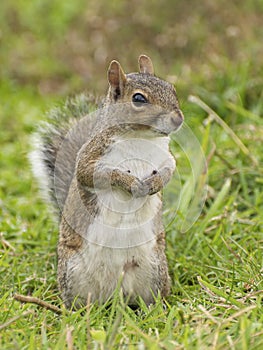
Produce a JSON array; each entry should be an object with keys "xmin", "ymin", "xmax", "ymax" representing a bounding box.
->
[{"xmin": 31, "ymin": 55, "xmax": 184, "ymax": 309}]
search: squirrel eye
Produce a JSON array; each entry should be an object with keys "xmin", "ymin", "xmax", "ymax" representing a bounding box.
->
[{"xmin": 132, "ymin": 93, "xmax": 148, "ymax": 106}]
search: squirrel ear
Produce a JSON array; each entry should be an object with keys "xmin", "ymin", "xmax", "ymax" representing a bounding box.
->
[
  {"xmin": 108, "ymin": 60, "xmax": 127, "ymax": 101},
  {"xmin": 138, "ymin": 55, "xmax": 154, "ymax": 75}
]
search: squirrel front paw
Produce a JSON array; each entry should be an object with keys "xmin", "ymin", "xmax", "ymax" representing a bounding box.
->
[
  {"xmin": 142, "ymin": 167, "xmax": 173, "ymax": 195},
  {"xmin": 142, "ymin": 173, "xmax": 162, "ymax": 195},
  {"xmin": 131, "ymin": 178, "xmax": 150, "ymax": 198},
  {"xmin": 110, "ymin": 167, "xmax": 173, "ymax": 197}
]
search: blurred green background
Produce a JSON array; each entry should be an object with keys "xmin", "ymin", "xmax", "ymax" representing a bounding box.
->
[{"xmin": 1, "ymin": 0, "xmax": 262, "ymax": 100}]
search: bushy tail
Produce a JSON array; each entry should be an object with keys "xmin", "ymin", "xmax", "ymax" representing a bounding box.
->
[{"xmin": 30, "ymin": 94, "xmax": 98, "ymax": 217}]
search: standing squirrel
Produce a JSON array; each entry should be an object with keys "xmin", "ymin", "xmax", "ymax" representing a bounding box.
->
[{"xmin": 31, "ymin": 55, "xmax": 184, "ymax": 308}]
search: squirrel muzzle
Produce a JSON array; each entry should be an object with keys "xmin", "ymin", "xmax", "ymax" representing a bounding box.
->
[{"xmin": 153, "ymin": 108, "xmax": 184, "ymax": 135}]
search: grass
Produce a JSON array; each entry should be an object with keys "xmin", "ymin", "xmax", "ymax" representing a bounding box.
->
[{"xmin": 0, "ymin": 0, "xmax": 263, "ymax": 349}]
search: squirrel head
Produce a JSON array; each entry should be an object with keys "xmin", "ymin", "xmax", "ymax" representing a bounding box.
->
[{"xmin": 106, "ymin": 55, "xmax": 184, "ymax": 135}]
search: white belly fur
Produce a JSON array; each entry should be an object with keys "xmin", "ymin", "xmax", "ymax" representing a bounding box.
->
[{"xmin": 68, "ymin": 240, "xmax": 158, "ymax": 304}]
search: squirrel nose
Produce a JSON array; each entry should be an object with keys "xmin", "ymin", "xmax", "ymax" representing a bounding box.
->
[{"xmin": 170, "ymin": 109, "xmax": 184, "ymax": 130}]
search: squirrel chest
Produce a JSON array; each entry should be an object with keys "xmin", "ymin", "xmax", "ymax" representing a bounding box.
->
[{"xmin": 100, "ymin": 133, "xmax": 172, "ymax": 179}]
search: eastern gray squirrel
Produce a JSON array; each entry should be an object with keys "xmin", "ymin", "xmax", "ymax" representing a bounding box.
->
[{"xmin": 31, "ymin": 55, "xmax": 184, "ymax": 308}]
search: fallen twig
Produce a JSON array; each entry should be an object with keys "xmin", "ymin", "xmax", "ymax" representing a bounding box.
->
[{"xmin": 13, "ymin": 293, "xmax": 62, "ymax": 315}]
